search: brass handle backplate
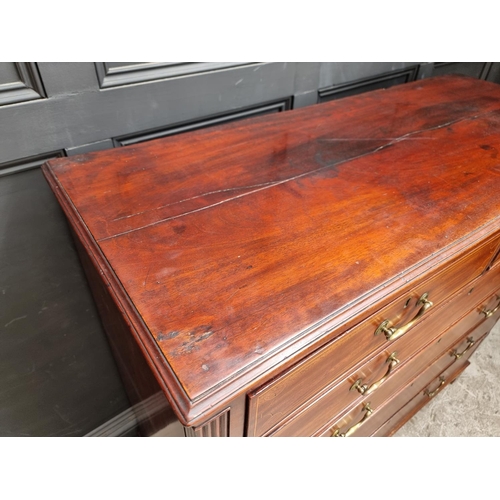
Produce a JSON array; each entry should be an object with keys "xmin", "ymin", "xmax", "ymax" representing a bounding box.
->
[
  {"xmin": 350, "ymin": 352, "xmax": 400, "ymax": 395},
  {"xmin": 481, "ymin": 295, "xmax": 500, "ymax": 318},
  {"xmin": 450, "ymin": 337, "xmax": 475, "ymax": 360},
  {"xmin": 375, "ymin": 292, "xmax": 433, "ymax": 341},
  {"xmin": 424, "ymin": 376, "xmax": 446, "ymax": 398},
  {"xmin": 331, "ymin": 403, "xmax": 373, "ymax": 437}
]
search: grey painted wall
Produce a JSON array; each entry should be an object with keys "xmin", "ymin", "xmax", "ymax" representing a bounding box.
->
[{"xmin": 1, "ymin": 62, "xmax": 498, "ymax": 436}]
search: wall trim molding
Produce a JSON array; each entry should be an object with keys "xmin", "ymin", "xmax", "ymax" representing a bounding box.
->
[
  {"xmin": 433, "ymin": 62, "xmax": 492, "ymax": 80},
  {"xmin": 0, "ymin": 63, "xmax": 46, "ymax": 107},
  {"xmin": 113, "ymin": 97, "xmax": 292, "ymax": 147},
  {"xmin": 318, "ymin": 65, "xmax": 419, "ymax": 102},
  {"xmin": 95, "ymin": 62, "xmax": 256, "ymax": 89},
  {"xmin": 0, "ymin": 150, "xmax": 65, "ymax": 178}
]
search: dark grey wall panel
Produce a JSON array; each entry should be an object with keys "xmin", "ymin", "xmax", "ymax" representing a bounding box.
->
[
  {"xmin": 0, "ymin": 62, "xmax": 294, "ymax": 164},
  {"xmin": 114, "ymin": 97, "xmax": 292, "ymax": 146},
  {"xmin": 37, "ymin": 62, "xmax": 100, "ymax": 96},
  {"xmin": 415, "ymin": 62, "xmax": 435, "ymax": 80},
  {"xmin": 0, "ymin": 62, "xmax": 45, "ymax": 106},
  {"xmin": 66, "ymin": 139, "xmax": 114, "ymax": 156},
  {"xmin": 318, "ymin": 62, "xmax": 419, "ymax": 89},
  {"xmin": 486, "ymin": 63, "xmax": 500, "ymax": 84},
  {"xmin": 293, "ymin": 62, "xmax": 321, "ymax": 108},
  {"xmin": 95, "ymin": 62, "xmax": 254, "ymax": 88},
  {"xmin": 0, "ymin": 170, "xmax": 130, "ymax": 436},
  {"xmin": 0, "ymin": 150, "xmax": 65, "ymax": 177},
  {"xmin": 0, "ymin": 62, "xmax": 20, "ymax": 84},
  {"xmin": 318, "ymin": 65, "xmax": 419, "ymax": 102},
  {"xmin": 432, "ymin": 62, "xmax": 491, "ymax": 79}
]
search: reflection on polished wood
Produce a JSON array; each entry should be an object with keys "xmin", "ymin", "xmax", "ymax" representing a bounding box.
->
[{"xmin": 43, "ymin": 75, "xmax": 500, "ymax": 436}]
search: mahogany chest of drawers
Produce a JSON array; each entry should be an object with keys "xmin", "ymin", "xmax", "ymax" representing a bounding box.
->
[{"xmin": 42, "ymin": 75, "xmax": 500, "ymax": 437}]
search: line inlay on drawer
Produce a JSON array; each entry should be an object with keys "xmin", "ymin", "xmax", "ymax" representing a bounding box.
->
[{"xmin": 247, "ymin": 237, "xmax": 500, "ymax": 436}]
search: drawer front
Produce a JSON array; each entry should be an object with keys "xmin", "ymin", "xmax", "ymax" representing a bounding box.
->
[
  {"xmin": 372, "ymin": 318, "xmax": 498, "ymax": 437},
  {"xmin": 248, "ymin": 251, "xmax": 500, "ymax": 436},
  {"xmin": 322, "ymin": 326, "xmax": 491, "ymax": 437},
  {"xmin": 371, "ymin": 364, "xmax": 470, "ymax": 437},
  {"xmin": 486, "ymin": 238, "xmax": 500, "ymax": 271},
  {"xmin": 269, "ymin": 295, "xmax": 500, "ymax": 437}
]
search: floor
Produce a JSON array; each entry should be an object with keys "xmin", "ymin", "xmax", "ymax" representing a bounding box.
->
[{"xmin": 395, "ymin": 319, "xmax": 500, "ymax": 437}]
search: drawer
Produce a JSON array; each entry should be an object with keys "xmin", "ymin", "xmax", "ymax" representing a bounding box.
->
[
  {"xmin": 268, "ymin": 293, "xmax": 500, "ymax": 437},
  {"xmin": 371, "ymin": 364, "xmax": 470, "ymax": 437},
  {"xmin": 248, "ymin": 254, "xmax": 500, "ymax": 436},
  {"xmin": 372, "ymin": 320, "xmax": 498, "ymax": 437},
  {"xmin": 486, "ymin": 238, "xmax": 500, "ymax": 271},
  {"xmin": 322, "ymin": 326, "xmax": 491, "ymax": 437}
]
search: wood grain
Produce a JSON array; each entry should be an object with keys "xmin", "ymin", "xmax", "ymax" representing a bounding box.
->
[{"xmin": 42, "ymin": 75, "xmax": 500, "ymax": 426}]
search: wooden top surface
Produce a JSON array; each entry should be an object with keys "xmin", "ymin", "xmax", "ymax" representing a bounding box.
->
[{"xmin": 43, "ymin": 75, "xmax": 500, "ymax": 421}]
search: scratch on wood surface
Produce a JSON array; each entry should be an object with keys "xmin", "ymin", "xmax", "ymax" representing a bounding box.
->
[
  {"xmin": 111, "ymin": 182, "xmax": 280, "ymax": 222},
  {"xmin": 168, "ymin": 326, "xmax": 214, "ymax": 356},
  {"xmin": 157, "ymin": 331, "xmax": 180, "ymax": 341},
  {"xmin": 4, "ymin": 315, "xmax": 27, "ymax": 327},
  {"xmin": 99, "ymin": 110, "xmax": 496, "ymax": 243},
  {"xmin": 143, "ymin": 263, "xmax": 152, "ymax": 287}
]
